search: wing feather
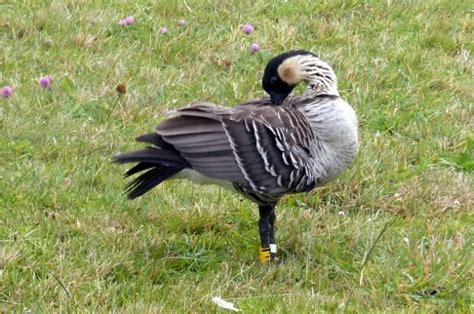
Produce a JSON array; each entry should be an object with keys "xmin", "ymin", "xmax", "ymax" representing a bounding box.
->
[
  {"xmin": 156, "ymin": 105, "xmax": 247, "ymax": 184},
  {"xmin": 223, "ymin": 103, "xmax": 317, "ymax": 194}
]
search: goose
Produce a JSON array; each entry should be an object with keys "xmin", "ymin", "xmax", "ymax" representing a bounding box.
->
[{"xmin": 113, "ymin": 50, "xmax": 358, "ymax": 263}]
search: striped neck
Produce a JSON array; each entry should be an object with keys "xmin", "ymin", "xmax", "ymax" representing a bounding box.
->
[{"xmin": 296, "ymin": 55, "xmax": 339, "ymax": 97}]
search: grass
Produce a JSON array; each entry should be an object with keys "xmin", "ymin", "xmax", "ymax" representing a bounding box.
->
[{"xmin": 1, "ymin": 0, "xmax": 473, "ymax": 312}]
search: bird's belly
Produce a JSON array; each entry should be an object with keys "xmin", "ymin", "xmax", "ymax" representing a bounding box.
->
[{"xmin": 173, "ymin": 169, "xmax": 236, "ymax": 191}]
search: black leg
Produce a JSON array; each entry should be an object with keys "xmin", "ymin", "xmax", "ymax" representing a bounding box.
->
[
  {"xmin": 258, "ymin": 205, "xmax": 271, "ymax": 247},
  {"xmin": 268, "ymin": 209, "xmax": 279, "ymax": 262},
  {"xmin": 258, "ymin": 204, "xmax": 278, "ymax": 263},
  {"xmin": 268, "ymin": 209, "xmax": 276, "ymax": 244}
]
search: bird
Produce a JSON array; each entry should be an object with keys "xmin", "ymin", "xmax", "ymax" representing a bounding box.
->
[{"xmin": 113, "ymin": 50, "xmax": 358, "ymax": 263}]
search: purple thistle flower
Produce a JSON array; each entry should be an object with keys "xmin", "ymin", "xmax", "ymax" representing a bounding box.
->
[
  {"xmin": 242, "ymin": 23, "xmax": 254, "ymax": 34},
  {"xmin": 1, "ymin": 85, "xmax": 13, "ymax": 98},
  {"xmin": 39, "ymin": 75, "xmax": 52, "ymax": 88},
  {"xmin": 119, "ymin": 16, "xmax": 134, "ymax": 26},
  {"xmin": 250, "ymin": 43, "xmax": 260, "ymax": 54},
  {"xmin": 160, "ymin": 27, "xmax": 168, "ymax": 35},
  {"xmin": 178, "ymin": 18, "xmax": 186, "ymax": 26}
]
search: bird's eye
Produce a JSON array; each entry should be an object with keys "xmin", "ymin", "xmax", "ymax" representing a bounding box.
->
[{"xmin": 271, "ymin": 76, "xmax": 278, "ymax": 85}]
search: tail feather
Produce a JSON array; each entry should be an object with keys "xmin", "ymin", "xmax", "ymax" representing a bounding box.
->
[
  {"xmin": 124, "ymin": 162, "xmax": 155, "ymax": 177},
  {"xmin": 114, "ymin": 135, "xmax": 191, "ymax": 199},
  {"xmin": 125, "ymin": 165, "xmax": 180, "ymax": 199}
]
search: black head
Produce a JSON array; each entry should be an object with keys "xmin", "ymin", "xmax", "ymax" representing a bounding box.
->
[{"xmin": 262, "ymin": 50, "xmax": 317, "ymax": 105}]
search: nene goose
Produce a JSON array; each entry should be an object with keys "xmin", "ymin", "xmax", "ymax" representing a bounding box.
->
[{"xmin": 114, "ymin": 50, "xmax": 358, "ymax": 263}]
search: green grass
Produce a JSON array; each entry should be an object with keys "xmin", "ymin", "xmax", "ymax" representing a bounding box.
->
[{"xmin": 1, "ymin": 0, "xmax": 473, "ymax": 312}]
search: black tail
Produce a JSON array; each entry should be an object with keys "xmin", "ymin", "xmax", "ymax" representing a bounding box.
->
[{"xmin": 113, "ymin": 133, "xmax": 190, "ymax": 199}]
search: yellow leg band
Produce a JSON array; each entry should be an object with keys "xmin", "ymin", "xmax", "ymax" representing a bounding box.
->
[{"xmin": 259, "ymin": 247, "xmax": 271, "ymax": 263}]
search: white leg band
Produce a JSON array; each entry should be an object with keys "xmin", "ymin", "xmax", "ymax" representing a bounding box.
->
[{"xmin": 270, "ymin": 244, "xmax": 277, "ymax": 253}]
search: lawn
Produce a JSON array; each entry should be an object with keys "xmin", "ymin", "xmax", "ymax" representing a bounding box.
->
[{"xmin": 1, "ymin": 0, "xmax": 473, "ymax": 312}]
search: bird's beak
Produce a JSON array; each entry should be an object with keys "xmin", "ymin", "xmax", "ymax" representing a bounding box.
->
[{"xmin": 270, "ymin": 92, "xmax": 287, "ymax": 105}]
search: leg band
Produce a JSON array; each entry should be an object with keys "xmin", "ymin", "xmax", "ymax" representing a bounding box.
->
[
  {"xmin": 259, "ymin": 247, "xmax": 271, "ymax": 263},
  {"xmin": 269, "ymin": 243, "xmax": 277, "ymax": 254}
]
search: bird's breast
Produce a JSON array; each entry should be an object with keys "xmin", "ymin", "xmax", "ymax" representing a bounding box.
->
[{"xmin": 302, "ymin": 101, "xmax": 359, "ymax": 183}]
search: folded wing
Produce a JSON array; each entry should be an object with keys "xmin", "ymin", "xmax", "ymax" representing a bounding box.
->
[{"xmin": 156, "ymin": 100, "xmax": 317, "ymax": 198}]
